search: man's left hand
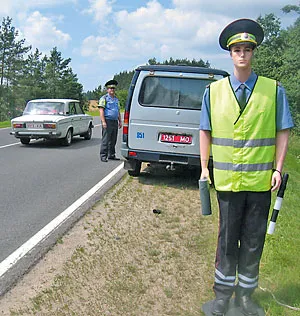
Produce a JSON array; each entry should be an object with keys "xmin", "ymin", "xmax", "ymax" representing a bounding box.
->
[{"xmin": 271, "ymin": 171, "xmax": 282, "ymax": 191}]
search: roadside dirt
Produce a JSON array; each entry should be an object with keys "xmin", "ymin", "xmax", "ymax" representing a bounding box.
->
[{"xmin": 0, "ymin": 164, "xmax": 218, "ymax": 315}]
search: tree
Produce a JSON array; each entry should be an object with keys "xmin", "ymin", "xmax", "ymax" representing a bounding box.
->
[
  {"xmin": 114, "ymin": 70, "xmax": 134, "ymax": 91},
  {"xmin": 282, "ymin": 4, "xmax": 300, "ymax": 14},
  {"xmin": 0, "ymin": 16, "xmax": 31, "ymax": 116},
  {"xmin": 252, "ymin": 6, "xmax": 300, "ymax": 134},
  {"xmin": 43, "ymin": 47, "xmax": 83, "ymax": 102},
  {"xmin": 17, "ymin": 48, "xmax": 46, "ymax": 101},
  {"xmin": 252, "ymin": 14, "xmax": 285, "ymax": 80},
  {"xmin": 280, "ymin": 7, "xmax": 300, "ymax": 134},
  {"xmin": 0, "ymin": 16, "xmax": 87, "ymax": 121},
  {"xmin": 147, "ymin": 57, "xmax": 210, "ymax": 68},
  {"xmin": 0, "ymin": 17, "xmax": 31, "ymax": 88}
]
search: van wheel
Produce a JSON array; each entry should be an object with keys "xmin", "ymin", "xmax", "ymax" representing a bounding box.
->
[{"xmin": 128, "ymin": 161, "xmax": 142, "ymax": 177}]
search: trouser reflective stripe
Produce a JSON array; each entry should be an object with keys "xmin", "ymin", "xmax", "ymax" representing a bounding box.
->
[
  {"xmin": 213, "ymin": 191, "xmax": 271, "ymax": 299},
  {"xmin": 238, "ymin": 273, "xmax": 258, "ymax": 289},
  {"xmin": 215, "ymin": 269, "xmax": 235, "ymax": 287}
]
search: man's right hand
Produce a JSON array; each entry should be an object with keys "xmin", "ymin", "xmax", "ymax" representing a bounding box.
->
[
  {"xmin": 200, "ymin": 167, "xmax": 211, "ymax": 184},
  {"xmin": 102, "ymin": 121, "xmax": 107, "ymax": 129}
]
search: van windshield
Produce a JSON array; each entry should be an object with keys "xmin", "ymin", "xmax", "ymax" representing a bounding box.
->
[{"xmin": 139, "ymin": 76, "xmax": 213, "ymax": 110}]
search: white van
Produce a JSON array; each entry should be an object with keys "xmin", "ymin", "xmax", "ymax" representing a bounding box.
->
[{"xmin": 121, "ymin": 65, "xmax": 228, "ymax": 176}]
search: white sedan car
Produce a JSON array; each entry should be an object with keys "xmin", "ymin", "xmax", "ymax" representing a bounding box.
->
[{"xmin": 10, "ymin": 99, "xmax": 94, "ymax": 146}]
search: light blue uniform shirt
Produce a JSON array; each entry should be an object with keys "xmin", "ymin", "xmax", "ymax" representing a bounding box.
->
[
  {"xmin": 98, "ymin": 94, "xmax": 119, "ymax": 120},
  {"xmin": 200, "ymin": 72, "xmax": 294, "ymax": 131}
]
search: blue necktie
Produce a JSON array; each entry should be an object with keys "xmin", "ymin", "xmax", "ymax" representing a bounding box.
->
[{"xmin": 238, "ymin": 84, "xmax": 247, "ymax": 111}]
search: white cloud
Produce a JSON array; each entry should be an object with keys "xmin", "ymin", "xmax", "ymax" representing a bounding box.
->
[
  {"xmin": 81, "ymin": 0, "xmax": 229, "ymax": 63},
  {"xmin": 0, "ymin": 0, "xmax": 76, "ymax": 15},
  {"xmin": 83, "ymin": 0, "xmax": 113, "ymax": 21},
  {"xmin": 80, "ymin": 0, "xmax": 299, "ymax": 68},
  {"xmin": 172, "ymin": 0, "xmax": 293, "ymax": 13},
  {"xmin": 22, "ymin": 11, "xmax": 71, "ymax": 51}
]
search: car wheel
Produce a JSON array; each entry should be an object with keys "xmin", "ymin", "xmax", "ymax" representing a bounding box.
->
[
  {"xmin": 61, "ymin": 128, "xmax": 73, "ymax": 146},
  {"xmin": 20, "ymin": 137, "xmax": 30, "ymax": 145},
  {"xmin": 83, "ymin": 126, "xmax": 92, "ymax": 140},
  {"xmin": 128, "ymin": 161, "xmax": 142, "ymax": 177}
]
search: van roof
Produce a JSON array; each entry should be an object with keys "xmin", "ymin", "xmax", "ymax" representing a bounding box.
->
[{"xmin": 136, "ymin": 65, "xmax": 229, "ymax": 76}]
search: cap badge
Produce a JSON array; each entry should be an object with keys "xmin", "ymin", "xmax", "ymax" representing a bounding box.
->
[{"xmin": 242, "ymin": 33, "xmax": 249, "ymax": 40}]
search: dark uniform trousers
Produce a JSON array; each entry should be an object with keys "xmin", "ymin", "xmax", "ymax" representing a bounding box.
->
[
  {"xmin": 214, "ymin": 190, "xmax": 271, "ymax": 299},
  {"xmin": 100, "ymin": 119, "xmax": 118, "ymax": 159}
]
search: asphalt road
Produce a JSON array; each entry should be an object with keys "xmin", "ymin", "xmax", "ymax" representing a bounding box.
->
[{"xmin": 0, "ymin": 116, "xmax": 123, "ymax": 264}]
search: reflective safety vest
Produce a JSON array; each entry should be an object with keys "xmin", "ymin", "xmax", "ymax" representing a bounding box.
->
[{"xmin": 210, "ymin": 76, "xmax": 277, "ymax": 192}]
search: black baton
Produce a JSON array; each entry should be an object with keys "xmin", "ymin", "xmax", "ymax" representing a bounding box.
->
[{"xmin": 267, "ymin": 173, "xmax": 289, "ymax": 235}]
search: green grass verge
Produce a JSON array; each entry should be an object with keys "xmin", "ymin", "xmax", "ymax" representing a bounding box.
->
[
  {"xmin": 255, "ymin": 134, "xmax": 300, "ymax": 314},
  {"xmin": 0, "ymin": 121, "xmax": 11, "ymax": 128},
  {"xmin": 85, "ymin": 110, "xmax": 99, "ymax": 117}
]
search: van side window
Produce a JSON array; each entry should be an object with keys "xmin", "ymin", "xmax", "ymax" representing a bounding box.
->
[{"xmin": 139, "ymin": 76, "xmax": 211, "ymax": 110}]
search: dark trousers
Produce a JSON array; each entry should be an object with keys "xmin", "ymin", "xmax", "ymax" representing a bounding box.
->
[
  {"xmin": 213, "ymin": 191, "xmax": 271, "ymax": 300},
  {"xmin": 100, "ymin": 119, "xmax": 118, "ymax": 159}
]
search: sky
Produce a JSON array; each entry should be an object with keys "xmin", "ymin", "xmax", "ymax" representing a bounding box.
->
[{"xmin": 0, "ymin": 0, "xmax": 298, "ymax": 92}]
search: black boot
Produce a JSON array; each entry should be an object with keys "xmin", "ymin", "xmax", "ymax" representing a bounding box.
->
[
  {"xmin": 235, "ymin": 296, "xmax": 259, "ymax": 316},
  {"xmin": 211, "ymin": 298, "xmax": 229, "ymax": 316}
]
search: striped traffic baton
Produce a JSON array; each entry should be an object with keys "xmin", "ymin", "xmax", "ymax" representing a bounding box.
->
[{"xmin": 267, "ymin": 173, "xmax": 289, "ymax": 235}]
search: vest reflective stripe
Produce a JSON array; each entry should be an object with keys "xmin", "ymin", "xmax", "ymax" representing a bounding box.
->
[
  {"xmin": 214, "ymin": 161, "xmax": 273, "ymax": 171},
  {"xmin": 210, "ymin": 76, "xmax": 276, "ymax": 192},
  {"xmin": 212, "ymin": 137, "xmax": 276, "ymax": 148}
]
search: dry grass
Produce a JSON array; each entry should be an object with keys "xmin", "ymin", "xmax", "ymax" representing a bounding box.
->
[{"xmin": 0, "ymin": 164, "xmax": 219, "ymax": 316}]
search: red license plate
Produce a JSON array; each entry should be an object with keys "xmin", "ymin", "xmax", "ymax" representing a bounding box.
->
[{"xmin": 160, "ymin": 133, "xmax": 192, "ymax": 144}]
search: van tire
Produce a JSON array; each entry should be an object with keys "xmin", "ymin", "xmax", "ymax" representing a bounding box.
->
[{"xmin": 128, "ymin": 161, "xmax": 142, "ymax": 177}]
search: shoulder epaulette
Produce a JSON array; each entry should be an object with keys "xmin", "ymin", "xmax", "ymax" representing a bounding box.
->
[{"xmin": 276, "ymin": 81, "xmax": 282, "ymax": 86}]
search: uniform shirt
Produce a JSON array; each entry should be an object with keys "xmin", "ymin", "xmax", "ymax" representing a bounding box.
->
[
  {"xmin": 98, "ymin": 94, "xmax": 120, "ymax": 120},
  {"xmin": 200, "ymin": 71, "xmax": 294, "ymax": 131}
]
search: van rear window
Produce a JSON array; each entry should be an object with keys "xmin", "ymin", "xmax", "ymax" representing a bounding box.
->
[{"xmin": 139, "ymin": 76, "xmax": 212, "ymax": 110}]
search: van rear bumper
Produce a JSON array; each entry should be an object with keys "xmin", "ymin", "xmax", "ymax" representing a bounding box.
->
[{"xmin": 121, "ymin": 145, "xmax": 200, "ymax": 166}]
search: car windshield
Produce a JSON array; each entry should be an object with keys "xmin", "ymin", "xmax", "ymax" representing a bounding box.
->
[{"xmin": 23, "ymin": 102, "xmax": 65, "ymax": 115}]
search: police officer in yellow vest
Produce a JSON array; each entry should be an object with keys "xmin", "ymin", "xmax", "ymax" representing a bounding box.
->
[{"xmin": 199, "ymin": 19, "xmax": 294, "ymax": 316}]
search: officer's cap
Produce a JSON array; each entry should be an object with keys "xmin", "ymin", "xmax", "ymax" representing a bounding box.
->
[
  {"xmin": 105, "ymin": 79, "xmax": 118, "ymax": 89},
  {"xmin": 219, "ymin": 18, "xmax": 264, "ymax": 51}
]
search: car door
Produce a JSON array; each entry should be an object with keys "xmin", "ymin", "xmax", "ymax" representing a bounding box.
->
[
  {"xmin": 68, "ymin": 102, "xmax": 81, "ymax": 135},
  {"xmin": 74, "ymin": 102, "xmax": 88, "ymax": 133}
]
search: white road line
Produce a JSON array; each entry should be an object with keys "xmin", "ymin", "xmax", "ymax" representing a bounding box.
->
[
  {"xmin": 0, "ymin": 142, "xmax": 20, "ymax": 149},
  {"xmin": 0, "ymin": 162, "xmax": 124, "ymax": 278}
]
